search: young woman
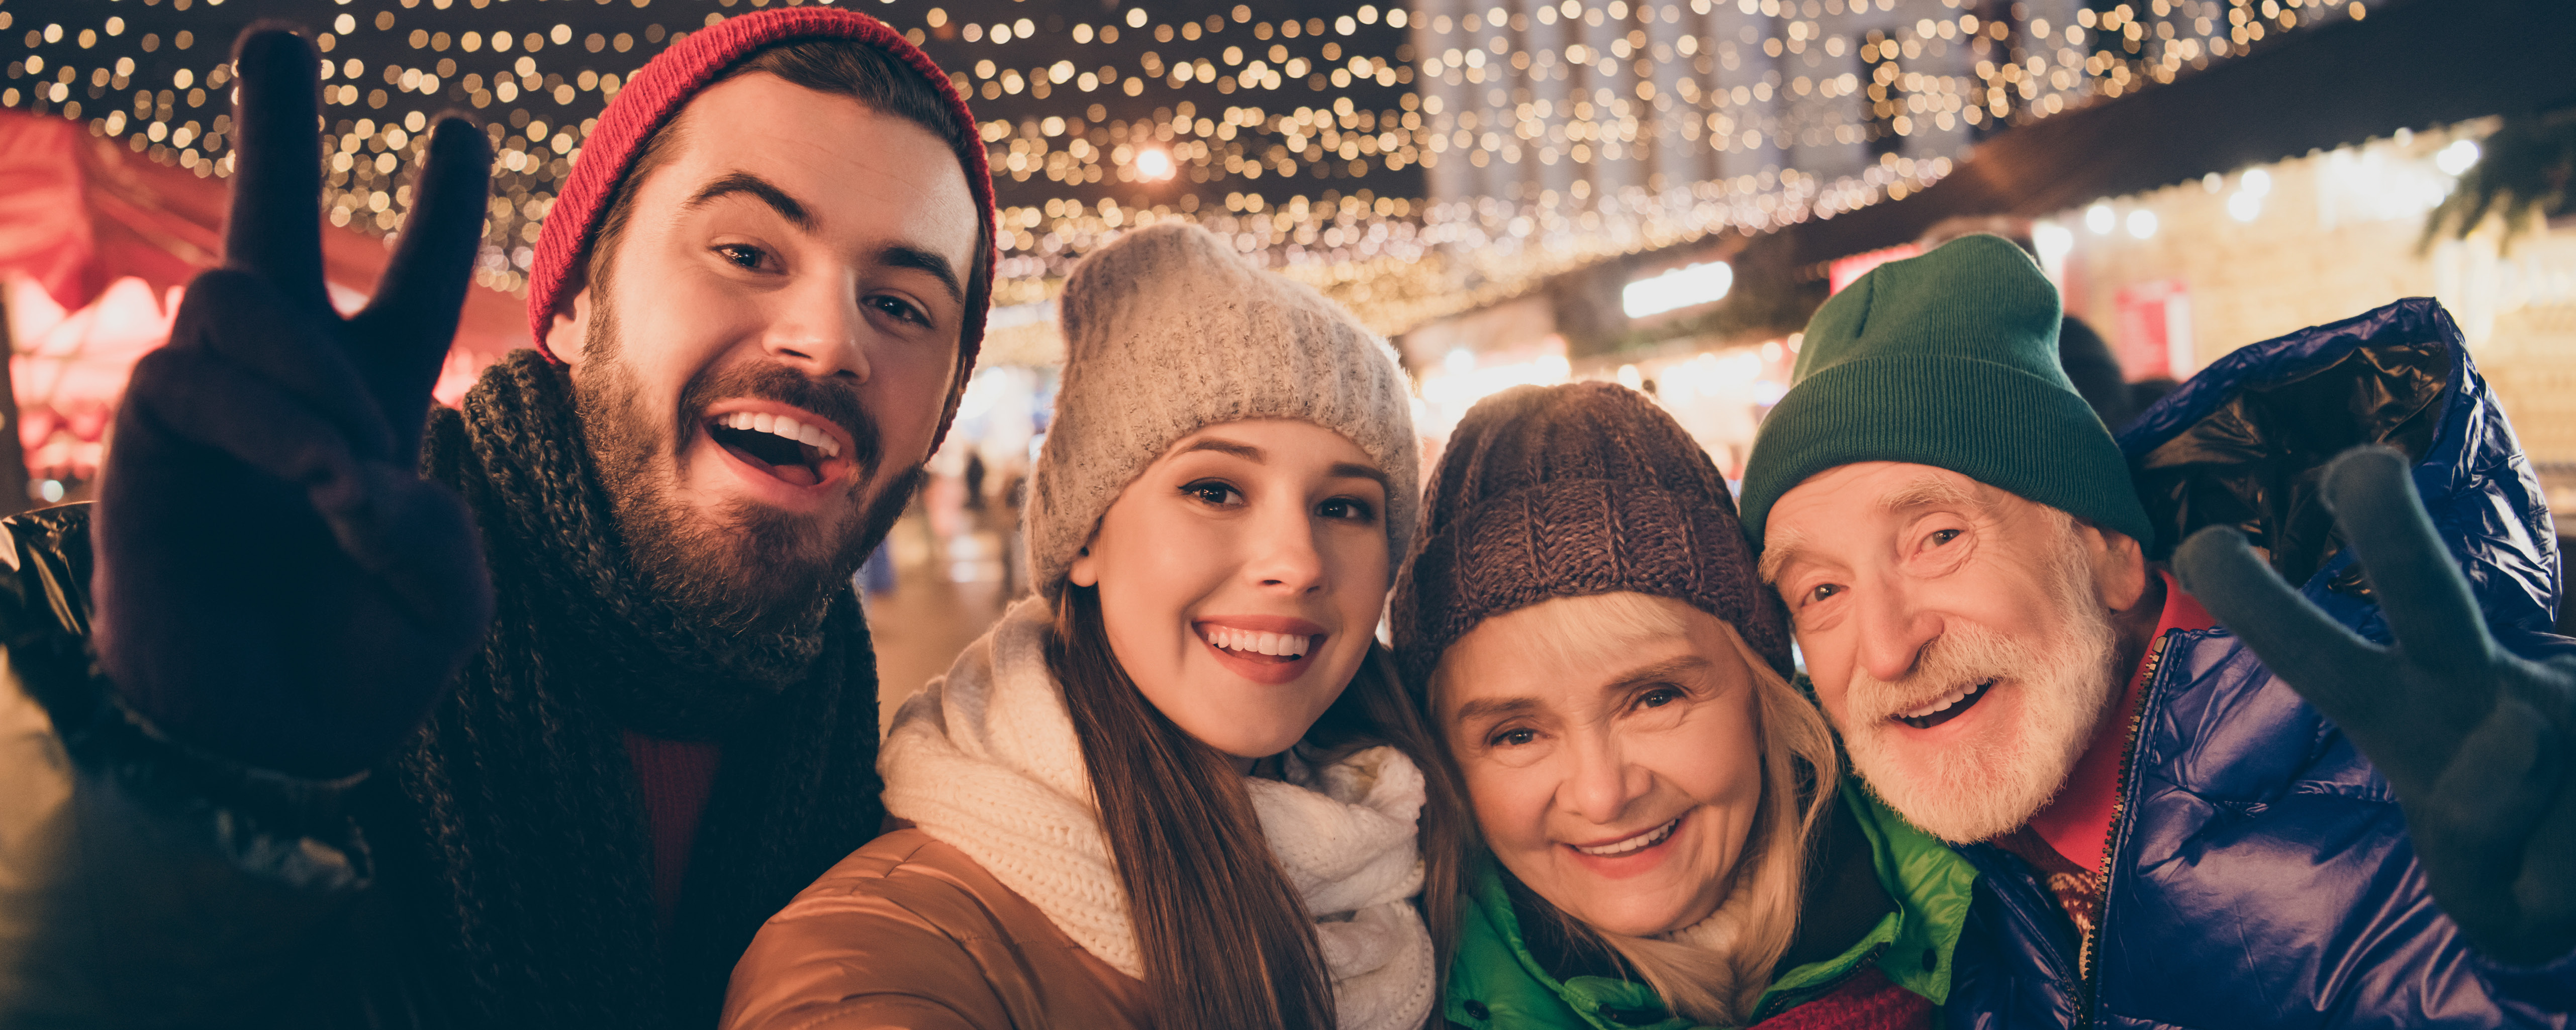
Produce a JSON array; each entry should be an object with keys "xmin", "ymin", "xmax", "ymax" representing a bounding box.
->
[
  {"xmin": 722, "ymin": 223, "xmax": 1463, "ymax": 1030},
  {"xmin": 1390, "ymin": 383, "xmax": 1977, "ymax": 1028}
]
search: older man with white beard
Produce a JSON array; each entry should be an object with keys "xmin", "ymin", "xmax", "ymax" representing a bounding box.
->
[{"xmin": 1739, "ymin": 236, "xmax": 2575, "ymax": 1028}]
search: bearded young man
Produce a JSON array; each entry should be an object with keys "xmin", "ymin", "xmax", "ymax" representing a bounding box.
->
[
  {"xmin": 0, "ymin": 11, "xmax": 993, "ymax": 1028},
  {"xmin": 1740, "ymin": 236, "xmax": 2574, "ymax": 1027}
]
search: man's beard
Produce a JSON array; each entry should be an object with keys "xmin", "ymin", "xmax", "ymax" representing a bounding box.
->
[
  {"xmin": 1835, "ymin": 521, "xmax": 2122, "ymax": 844},
  {"xmin": 571, "ymin": 293, "xmax": 924, "ymax": 638}
]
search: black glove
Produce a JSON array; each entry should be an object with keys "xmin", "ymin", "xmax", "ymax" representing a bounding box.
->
[
  {"xmin": 90, "ymin": 26, "xmax": 495, "ymax": 779},
  {"xmin": 2173, "ymin": 446, "xmax": 2575, "ymax": 966}
]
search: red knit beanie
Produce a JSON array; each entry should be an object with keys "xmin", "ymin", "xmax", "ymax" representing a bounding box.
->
[{"xmin": 525, "ymin": 7, "xmax": 996, "ymax": 446}]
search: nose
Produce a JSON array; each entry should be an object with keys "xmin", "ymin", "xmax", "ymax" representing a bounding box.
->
[
  {"xmin": 1242, "ymin": 507, "xmax": 1328, "ymax": 596},
  {"xmin": 1562, "ymin": 733, "xmax": 1648, "ymax": 828},
  {"xmin": 1853, "ymin": 581, "xmax": 1939, "ymax": 684},
  {"xmin": 761, "ymin": 276, "xmax": 873, "ymax": 382}
]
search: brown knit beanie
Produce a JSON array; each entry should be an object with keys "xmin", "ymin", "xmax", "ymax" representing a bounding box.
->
[{"xmin": 1390, "ymin": 382, "xmax": 1791, "ymax": 688}]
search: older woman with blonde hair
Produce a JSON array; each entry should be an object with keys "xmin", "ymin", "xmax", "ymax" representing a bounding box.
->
[{"xmin": 1394, "ymin": 383, "xmax": 1977, "ymax": 1028}]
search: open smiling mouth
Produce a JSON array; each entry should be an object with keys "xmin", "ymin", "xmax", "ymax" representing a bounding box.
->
[
  {"xmin": 1203, "ymin": 626, "xmax": 1315, "ymax": 663},
  {"xmin": 1894, "ymin": 679, "xmax": 1994, "ymax": 730},
  {"xmin": 1572, "ymin": 816, "xmax": 1682, "ymax": 859},
  {"xmin": 706, "ymin": 411, "xmax": 844, "ymax": 488}
]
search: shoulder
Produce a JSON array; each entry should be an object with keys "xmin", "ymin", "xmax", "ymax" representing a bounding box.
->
[
  {"xmin": 725, "ymin": 830, "xmax": 1149, "ymax": 1030},
  {"xmin": 1446, "ymin": 860, "xmax": 1605, "ymax": 1029},
  {"xmin": 0, "ymin": 503, "xmax": 108, "ymax": 733},
  {"xmin": 747, "ymin": 830, "xmax": 1039, "ymax": 959},
  {"xmin": 2148, "ymin": 628, "xmax": 2389, "ymax": 803}
]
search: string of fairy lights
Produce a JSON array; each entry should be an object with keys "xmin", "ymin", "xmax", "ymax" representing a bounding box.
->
[{"xmin": 6, "ymin": 0, "xmax": 2362, "ymax": 338}]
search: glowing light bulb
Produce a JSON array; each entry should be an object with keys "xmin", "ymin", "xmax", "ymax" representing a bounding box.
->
[
  {"xmin": 2435, "ymin": 139, "xmax": 2480, "ymax": 176},
  {"xmin": 1622, "ymin": 261, "xmax": 1734, "ymax": 318},
  {"xmin": 2032, "ymin": 221, "xmax": 2073, "ymax": 266},
  {"xmin": 2084, "ymin": 202, "xmax": 2116, "ymax": 234},
  {"xmin": 2126, "ymin": 209, "xmax": 2158, "ymax": 239},
  {"xmin": 1134, "ymin": 146, "xmax": 1175, "ymax": 180}
]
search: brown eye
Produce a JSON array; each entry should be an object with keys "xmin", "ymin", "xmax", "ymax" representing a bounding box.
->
[
  {"xmin": 869, "ymin": 294, "xmax": 930, "ymax": 327},
  {"xmin": 1930, "ymin": 528, "xmax": 1962, "ymax": 546},
  {"xmin": 714, "ymin": 244, "xmax": 767, "ymax": 269},
  {"xmin": 1318, "ymin": 496, "xmax": 1376, "ymax": 522},
  {"xmin": 1182, "ymin": 480, "xmax": 1243, "ymax": 506}
]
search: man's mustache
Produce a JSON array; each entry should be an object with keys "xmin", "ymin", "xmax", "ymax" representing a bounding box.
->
[{"xmin": 678, "ymin": 360, "xmax": 886, "ymax": 482}]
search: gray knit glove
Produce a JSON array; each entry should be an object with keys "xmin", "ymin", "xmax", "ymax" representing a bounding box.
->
[{"xmin": 2172, "ymin": 446, "xmax": 2575, "ymax": 966}]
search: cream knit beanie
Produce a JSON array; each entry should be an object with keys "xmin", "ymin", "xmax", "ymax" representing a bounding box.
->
[{"xmin": 1027, "ymin": 223, "xmax": 1418, "ymax": 599}]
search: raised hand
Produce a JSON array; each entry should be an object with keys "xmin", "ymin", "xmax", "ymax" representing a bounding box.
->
[
  {"xmin": 89, "ymin": 25, "xmax": 495, "ymax": 778},
  {"xmin": 2173, "ymin": 446, "xmax": 2576, "ymax": 966}
]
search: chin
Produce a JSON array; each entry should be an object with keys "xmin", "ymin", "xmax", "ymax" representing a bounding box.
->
[
  {"xmin": 1579, "ymin": 901, "xmax": 1700, "ymax": 940},
  {"xmin": 1202, "ymin": 724, "xmax": 1307, "ymax": 762}
]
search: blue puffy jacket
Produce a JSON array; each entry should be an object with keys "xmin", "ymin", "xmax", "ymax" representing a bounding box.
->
[{"xmin": 1942, "ymin": 297, "xmax": 2576, "ymax": 1028}]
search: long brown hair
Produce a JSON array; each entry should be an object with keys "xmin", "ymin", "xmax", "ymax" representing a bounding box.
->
[{"xmin": 1051, "ymin": 584, "xmax": 1468, "ymax": 1029}]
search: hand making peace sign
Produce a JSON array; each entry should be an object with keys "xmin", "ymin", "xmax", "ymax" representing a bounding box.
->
[
  {"xmin": 2175, "ymin": 446, "xmax": 2575, "ymax": 966},
  {"xmin": 91, "ymin": 25, "xmax": 496, "ymax": 779}
]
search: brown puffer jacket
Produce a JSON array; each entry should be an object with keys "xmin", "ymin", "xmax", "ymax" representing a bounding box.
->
[{"xmin": 721, "ymin": 829, "xmax": 1150, "ymax": 1029}]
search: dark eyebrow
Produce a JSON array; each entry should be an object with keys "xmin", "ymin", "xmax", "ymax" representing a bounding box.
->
[
  {"xmin": 1175, "ymin": 443, "xmax": 1388, "ymax": 494},
  {"xmin": 685, "ymin": 171, "xmax": 812, "ymax": 231},
  {"xmin": 685, "ymin": 173, "xmax": 964, "ymax": 305},
  {"xmin": 1327, "ymin": 461, "xmax": 1392, "ymax": 495},
  {"xmin": 879, "ymin": 245, "xmax": 965, "ymax": 304},
  {"xmin": 1180, "ymin": 438, "xmax": 1264, "ymax": 461}
]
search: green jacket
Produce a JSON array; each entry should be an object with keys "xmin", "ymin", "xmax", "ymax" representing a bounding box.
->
[{"xmin": 1444, "ymin": 789, "xmax": 1977, "ymax": 1029}]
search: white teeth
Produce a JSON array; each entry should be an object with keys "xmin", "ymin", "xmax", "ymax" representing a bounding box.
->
[
  {"xmin": 1574, "ymin": 818, "xmax": 1680, "ymax": 857},
  {"xmin": 1898, "ymin": 681, "xmax": 1987, "ymax": 720},
  {"xmin": 1206, "ymin": 627, "xmax": 1307, "ymax": 659},
  {"xmin": 714, "ymin": 411, "xmax": 841, "ymax": 458}
]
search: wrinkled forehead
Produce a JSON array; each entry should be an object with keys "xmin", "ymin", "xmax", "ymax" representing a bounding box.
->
[{"xmin": 1759, "ymin": 462, "xmax": 2028, "ymax": 579}]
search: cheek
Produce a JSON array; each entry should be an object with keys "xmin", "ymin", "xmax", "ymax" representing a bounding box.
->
[
  {"xmin": 1799, "ymin": 641, "xmax": 1855, "ymax": 718},
  {"xmin": 865, "ymin": 346, "xmax": 960, "ymax": 459},
  {"xmin": 1464, "ymin": 763, "xmax": 1553, "ymax": 854},
  {"xmin": 1324, "ymin": 534, "xmax": 1391, "ymax": 628},
  {"xmin": 1670, "ymin": 706, "xmax": 1767, "ymax": 808},
  {"xmin": 1088, "ymin": 507, "xmax": 1223, "ymax": 675},
  {"xmin": 603, "ymin": 271, "xmax": 750, "ymax": 397}
]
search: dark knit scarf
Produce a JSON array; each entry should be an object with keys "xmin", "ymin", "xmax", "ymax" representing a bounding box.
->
[{"xmin": 368, "ymin": 351, "xmax": 886, "ymax": 1028}]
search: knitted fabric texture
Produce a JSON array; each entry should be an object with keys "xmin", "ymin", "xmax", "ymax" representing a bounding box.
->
[
  {"xmin": 1390, "ymin": 381, "xmax": 1791, "ymax": 686},
  {"xmin": 1735, "ymin": 234, "xmax": 2153, "ymax": 550},
  {"xmin": 1024, "ymin": 223, "xmax": 1418, "ymax": 598},
  {"xmin": 524, "ymin": 7, "xmax": 996, "ymax": 450},
  {"xmin": 880, "ymin": 596, "xmax": 1438, "ymax": 1030},
  {"xmin": 389, "ymin": 352, "xmax": 886, "ymax": 1028}
]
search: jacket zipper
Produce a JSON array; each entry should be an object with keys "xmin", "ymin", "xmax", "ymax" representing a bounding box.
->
[{"xmin": 2074, "ymin": 631, "xmax": 2171, "ymax": 1027}]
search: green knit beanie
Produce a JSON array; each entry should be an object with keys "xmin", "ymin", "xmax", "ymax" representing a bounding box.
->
[{"xmin": 1738, "ymin": 235, "xmax": 2153, "ymax": 551}]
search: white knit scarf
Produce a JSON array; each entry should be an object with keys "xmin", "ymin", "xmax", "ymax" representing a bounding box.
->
[{"xmin": 880, "ymin": 597, "xmax": 1437, "ymax": 1030}]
